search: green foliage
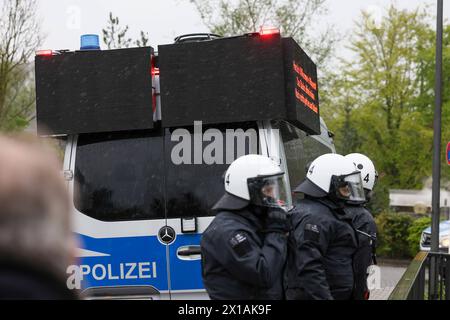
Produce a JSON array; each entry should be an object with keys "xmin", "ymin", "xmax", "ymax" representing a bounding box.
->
[
  {"xmin": 414, "ymin": 24, "xmax": 450, "ymax": 184},
  {"xmin": 323, "ymin": 4, "xmax": 450, "ymax": 199},
  {"xmin": 375, "ymin": 212, "xmax": 413, "ymax": 258},
  {"xmin": 376, "ymin": 213, "xmax": 433, "ymax": 258},
  {"xmin": 367, "ymin": 181, "xmax": 390, "ymax": 217},
  {"xmin": 407, "ymin": 216, "xmax": 432, "ymax": 256}
]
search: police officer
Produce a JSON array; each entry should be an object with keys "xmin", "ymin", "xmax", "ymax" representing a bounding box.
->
[
  {"xmin": 285, "ymin": 154, "xmax": 366, "ymax": 300},
  {"xmin": 201, "ymin": 155, "xmax": 291, "ymax": 300},
  {"xmin": 344, "ymin": 153, "xmax": 379, "ymax": 300}
]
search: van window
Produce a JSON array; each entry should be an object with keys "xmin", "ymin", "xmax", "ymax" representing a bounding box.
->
[
  {"xmin": 164, "ymin": 122, "xmax": 259, "ymax": 219},
  {"xmin": 74, "ymin": 131, "xmax": 165, "ymax": 222},
  {"xmin": 274, "ymin": 121, "xmax": 333, "ymax": 199}
]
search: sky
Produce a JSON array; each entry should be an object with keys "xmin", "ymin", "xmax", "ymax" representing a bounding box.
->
[{"xmin": 35, "ymin": 0, "xmax": 449, "ymax": 59}]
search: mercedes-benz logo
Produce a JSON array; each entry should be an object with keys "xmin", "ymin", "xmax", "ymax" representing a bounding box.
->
[{"xmin": 158, "ymin": 226, "xmax": 176, "ymax": 245}]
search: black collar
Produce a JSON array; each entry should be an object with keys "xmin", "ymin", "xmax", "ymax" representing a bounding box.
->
[
  {"xmin": 0, "ymin": 256, "xmax": 79, "ymax": 300},
  {"xmin": 315, "ymin": 198, "xmax": 354, "ymax": 221}
]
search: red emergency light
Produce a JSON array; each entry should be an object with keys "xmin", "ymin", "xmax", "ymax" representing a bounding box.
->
[
  {"xmin": 259, "ymin": 26, "xmax": 280, "ymax": 37},
  {"xmin": 151, "ymin": 55, "xmax": 159, "ymax": 113},
  {"xmin": 36, "ymin": 50, "xmax": 54, "ymax": 57},
  {"xmin": 151, "ymin": 55, "xmax": 160, "ymax": 77},
  {"xmin": 152, "ymin": 68, "xmax": 160, "ymax": 76}
]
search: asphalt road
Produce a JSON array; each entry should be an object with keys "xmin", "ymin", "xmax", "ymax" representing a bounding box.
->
[{"xmin": 369, "ymin": 264, "xmax": 407, "ymax": 300}]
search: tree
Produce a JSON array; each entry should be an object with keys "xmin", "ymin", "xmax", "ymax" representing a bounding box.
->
[
  {"xmin": 0, "ymin": 0, "xmax": 42, "ymax": 131},
  {"xmin": 414, "ymin": 24, "xmax": 450, "ymax": 185},
  {"xmin": 320, "ymin": 74, "xmax": 362, "ymax": 155},
  {"xmin": 189, "ymin": 0, "xmax": 337, "ymax": 67},
  {"xmin": 324, "ymin": 5, "xmax": 435, "ymax": 190},
  {"xmin": 102, "ymin": 12, "xmax": 150, "ymax": 49}
]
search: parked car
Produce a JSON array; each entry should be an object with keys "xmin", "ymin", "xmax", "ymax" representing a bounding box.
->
[{"xmin": 420, "ymin": 220, "xmax": 450, "ymax": 251}]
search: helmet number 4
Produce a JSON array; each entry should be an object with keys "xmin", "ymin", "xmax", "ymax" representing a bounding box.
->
[
  {"xmin": 226, "ymin": 174, "xmax": 231, "ymax": 186},
  {"xmin": 364, "ymin": 174, "xmax": 370, "ymax": 183}
]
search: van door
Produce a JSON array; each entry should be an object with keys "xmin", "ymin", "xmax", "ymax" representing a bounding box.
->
[
  {"xmin": 69, "ymin": 130, "xmax": 171, "ymax": 299},
  {"xmin": 163, "ymin": 122, "xmax": 262, "ymax": 299}
]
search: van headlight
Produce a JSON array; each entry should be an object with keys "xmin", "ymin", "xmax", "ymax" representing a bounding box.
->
[{"xmin": 440, "ymin": 236, "xmax": 450, "ymax": 248}]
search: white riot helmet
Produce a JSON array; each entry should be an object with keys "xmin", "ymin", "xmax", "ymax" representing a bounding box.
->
[
  {"xmin": 294, "ymin": 154, "xmax": 366, "ymax": 204},
  {"xmin": 213, "ymin": 155, "xmax": 292, "ymax": 212},
  {"xmin": 345, "ymin": 153, "xmax": 378, "ymax": 191}
]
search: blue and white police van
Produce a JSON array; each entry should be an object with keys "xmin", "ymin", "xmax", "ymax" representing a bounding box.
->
[{"xmin": 35, "ymin": 31, "xmax": 336, "ymax": 300}]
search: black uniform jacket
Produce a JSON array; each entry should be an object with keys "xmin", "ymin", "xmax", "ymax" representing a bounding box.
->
[
  {"xmin": 285, "ymin": 198, "xmax": 358, "ymax": 300},
  {"xmin": 343, "ymin": 205, "xmax": 377, "ymax": 300},
  {"xmin": 201, "ymin": 208, "xmax": 287, "ymax": 300}
]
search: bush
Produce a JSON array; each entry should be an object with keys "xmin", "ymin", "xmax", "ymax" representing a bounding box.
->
[
  {"xmin": 375, "ymin": 212, "xmax": 432, "ymax": 259},
  {"xmin": 375, "ymin": 212, "xmax": 413, "ymax": 259},
  {"xmin": 407, "ymin": 216, "xmax": 432, "ymax": 256}
]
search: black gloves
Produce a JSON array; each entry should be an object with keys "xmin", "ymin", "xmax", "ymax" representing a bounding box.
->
[{"xmin": 265, "ymin": 208, "xmax": 292, "ymax": 234}]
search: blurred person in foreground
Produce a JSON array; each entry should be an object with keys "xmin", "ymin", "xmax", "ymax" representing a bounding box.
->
[{"xmin": 0, "ymin": 134, "xmax": 77, "ymax": 300}]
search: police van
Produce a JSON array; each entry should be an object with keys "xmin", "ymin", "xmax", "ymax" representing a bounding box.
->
[{"xmin": 35, "ymin": 30, "xmax": 336, "ymax": 300}]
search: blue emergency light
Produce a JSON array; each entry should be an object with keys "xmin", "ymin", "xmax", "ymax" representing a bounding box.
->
[{"xmin": 80, "ymin": 34, "xmax": 100, "ymax": 50}]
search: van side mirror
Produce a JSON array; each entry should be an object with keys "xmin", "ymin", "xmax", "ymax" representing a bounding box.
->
[{"xmin": 63, "ymin": 170, "xmax": 74, "ymax": 181}]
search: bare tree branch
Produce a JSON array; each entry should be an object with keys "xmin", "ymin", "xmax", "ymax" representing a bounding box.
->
[
  {"xmin": 0, "ymin": 0, "xmax": 42, "ymax": 131},
  {"xmin": 189, "ymin": 0, "xmax": 337, "ymax": 68},
  {"xmin": 102, "ymin": 12, "xmax": 150, "ymax": 49}
]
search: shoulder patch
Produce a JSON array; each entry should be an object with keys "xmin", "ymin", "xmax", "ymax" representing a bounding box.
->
[
  {"xmin": 229, "ymin": 232, "xmax": 252, "ymax": 257},
  {"xmin": 304, "ymin": 224, "xmax": 320, "ymax": 242}
]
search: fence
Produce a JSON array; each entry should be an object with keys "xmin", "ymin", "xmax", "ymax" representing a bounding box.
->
[{"xmin": 389, "ymin": 251, "xmax": 450, "ymax": 300}]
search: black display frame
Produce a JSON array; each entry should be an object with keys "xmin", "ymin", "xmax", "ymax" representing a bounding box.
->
[
  {"xmin": 158, "ymin": 35, "xmax": 320, "ymax": 135},
  {"xmin": 35, "ymin": 47, "xmax": 155, "ymax": 135}
]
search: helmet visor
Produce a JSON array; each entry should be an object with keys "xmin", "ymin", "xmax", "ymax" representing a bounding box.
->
[
  {"xmin": 333, "ymin": 172, "xmax": 366, "ymax": 204},
  {"xmin": 248, "ymin": 174, "xmax": 292, "ymax": 212}
]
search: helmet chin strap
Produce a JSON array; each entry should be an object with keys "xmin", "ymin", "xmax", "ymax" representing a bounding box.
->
[
  {"xmin": 333, "ymin": 198, "xmax": 347, "ymax": 209},
  {"xmin": 325, "ymin": 192, "xmax": 346, "ymax": 208},
  {"xmin": 327, "ymin": 183, "xmax": 348, "ymax": 207}
]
